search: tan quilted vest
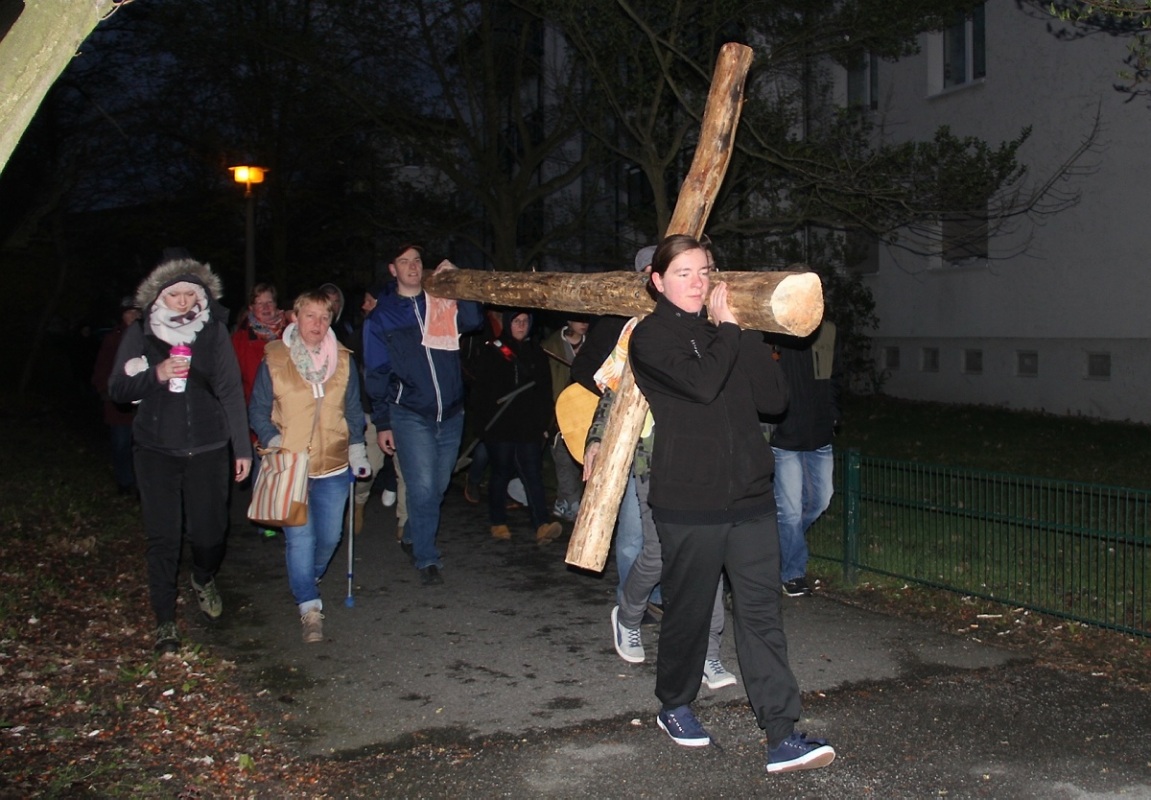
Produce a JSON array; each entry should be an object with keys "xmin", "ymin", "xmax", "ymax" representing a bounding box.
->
[{"xmin": 264, "ymin": 340, "xmax": 352, "ymax": 476}]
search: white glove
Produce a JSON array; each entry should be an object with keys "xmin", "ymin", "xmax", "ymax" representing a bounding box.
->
[
  {"xmin": 124, "ymin": 356, "xmax": 149, "ymax": 376},
  {"xmin": 348, "ymin": 442, "xmax": 372, "ymax": 478}
]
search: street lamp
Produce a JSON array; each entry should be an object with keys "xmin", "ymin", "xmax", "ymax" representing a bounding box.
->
[{"xmin": 229, "ymin": 165, "xmax": 267, "ymax": 300}]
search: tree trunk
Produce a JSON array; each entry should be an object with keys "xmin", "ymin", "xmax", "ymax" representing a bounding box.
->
[
  {"xmin": 423, "ymin": 269, "xmax": 823, "ymax": 337},
  {"xmin": 566, "ymin": 42, "xmax": 757, "ymax": 573},
  {"xmin": 0, "ymin": 0, "xmax": 120, "ymax": 176}
]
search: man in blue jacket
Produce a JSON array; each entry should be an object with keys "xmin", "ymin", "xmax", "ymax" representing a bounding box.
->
[{"xmin": 363, "ymin": 244, "xmax": 483, "ymax": 585}]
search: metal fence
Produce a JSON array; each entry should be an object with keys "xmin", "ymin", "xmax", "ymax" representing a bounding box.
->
[{"xmin": 807, "ymin": 449, "xmax": 1151, "ymax": 637}]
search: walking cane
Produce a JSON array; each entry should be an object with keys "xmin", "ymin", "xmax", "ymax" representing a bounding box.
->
[
  {"xmin": 453, "ymin": 380, "xmax": 537, "ymax": 472},
  {"xmin": 345, "ymin": 470, "xmax": 356, "ymax": 608}
]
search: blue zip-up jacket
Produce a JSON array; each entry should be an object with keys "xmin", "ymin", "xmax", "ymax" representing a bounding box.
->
[{"xmin": 362, "ymin": 282, "xmax": 484, "ymax": 431}]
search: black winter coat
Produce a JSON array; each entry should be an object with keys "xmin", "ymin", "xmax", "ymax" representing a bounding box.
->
[
  {"xmin": 108, "ymin": 320, "xmax": 251, "ymax": 459},
  {"xmin": 629, "ymin": 295, "xmax": 788, "ymax": 524},
  {"xmin": 569, "ymin": 314, "xmax": 627, "ymax": 396},
  {"xmin": 471, "ymin": 336, "xmax": 553, "ymax": 444},
  {"xmin": 768, "ymin": 324, "xmax": 842, "ymax": 451}
]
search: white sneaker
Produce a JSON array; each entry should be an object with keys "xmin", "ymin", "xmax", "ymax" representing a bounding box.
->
[
  {"xmin": 507, "ymin": 478, "xmax": 527, "ymax": 505},
  {"xmin": 702, "ymin": 658, "xmax": 737, "ymax": 689},
  {"xmin": 381, "ymin": 489, "xmax": 397, "ymax": 507},
  {"xmin": 611, "ymin": 606, "xmax": 645, "ymax": 663}
]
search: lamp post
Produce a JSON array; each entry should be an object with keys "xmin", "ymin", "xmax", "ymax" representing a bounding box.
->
[{"xmin": 229, "ymin": 165, "xmax": 267, "ymax": 300}]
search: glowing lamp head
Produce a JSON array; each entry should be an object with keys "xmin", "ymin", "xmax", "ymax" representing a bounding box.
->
[{"xmin": 229, "ymin": 165, "xmax": 266, "ymax": 186}]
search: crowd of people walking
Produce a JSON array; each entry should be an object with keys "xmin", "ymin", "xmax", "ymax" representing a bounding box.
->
[{"xmin": 99, "ymin": 233, "xmax": 841, "ymax": 775}]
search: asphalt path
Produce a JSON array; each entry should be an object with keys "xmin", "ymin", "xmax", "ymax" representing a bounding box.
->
[{"xmin": 201, "ymin": 476, "xmax": 1151, "ymax": 799}]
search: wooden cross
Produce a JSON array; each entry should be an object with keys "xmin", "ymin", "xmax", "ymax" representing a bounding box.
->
[{"xmin": 421, "ymin": 43, "xmax": 823, "ymax": 572}]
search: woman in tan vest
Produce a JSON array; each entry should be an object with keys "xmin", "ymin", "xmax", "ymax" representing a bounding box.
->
[{"xmin": 249, "ymin": 289, "xmax": 371, "ymax": 643}]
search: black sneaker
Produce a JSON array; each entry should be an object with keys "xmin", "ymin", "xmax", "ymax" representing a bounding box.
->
[
  {"xmin": 782, "ymin": 577, "xmax": 812, "ymax": 597},
  {"xmin": 154, "ymin": 621, "xmax": 180, "ymax": 654},
  {"xmin": 420, "ymin": 565, "xmax": 443, "ymax": 586},
  {"xmin": 399, "ymin": 541, "xmax": 415, "ymax": 564},
  {"xmin": 766, "ymin": 731, "xmax": 835, "ymax": 773}
]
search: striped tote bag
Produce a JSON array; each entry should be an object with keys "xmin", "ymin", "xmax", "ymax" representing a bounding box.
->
[{"xmin": 247, "ymin": 449, "xmax": 310, "ymax": 527}]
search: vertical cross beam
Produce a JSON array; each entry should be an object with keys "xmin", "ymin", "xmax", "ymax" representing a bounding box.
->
[{"xmin": 565, "ymin": 42, "xmax": 756, "ymax": 571}]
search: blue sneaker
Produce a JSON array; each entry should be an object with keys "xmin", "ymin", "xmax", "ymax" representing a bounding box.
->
[
  {"xmin": 766, "ymin": 731, "xmax": 836, "ymax": 773},
  {"xmin": 657, "ymin": 705, "xmax": 711, "ymax": 747}
]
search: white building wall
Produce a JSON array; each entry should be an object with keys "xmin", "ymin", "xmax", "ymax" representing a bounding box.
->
[{"xmin": 862, "ymin": 0, "xmax": 1151, "ymax": 422}]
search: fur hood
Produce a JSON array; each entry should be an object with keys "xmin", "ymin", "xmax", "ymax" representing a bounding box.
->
[{"xmin": 134, "ymin": 258, "xmax": 225, "ymax": 312}]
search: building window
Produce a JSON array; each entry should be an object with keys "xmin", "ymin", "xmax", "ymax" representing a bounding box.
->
[
  {"xmin": 942, "ymin": 210, "xmax": 989, "ymax": 263},
  {"xmin": 884, "ymin": 346, "xmax": 900, "ymax": 371},
  {"xmin": 963, "ymin": 349, "xmax": 983, "ymax": 375},
  {"xmin": 921, "ymin": 347, "xmax": 940, "ymax": 373},
  {"xmin": 847, "ymin": 51, "xmax": 879, "ymax": 111},
  {"xmin": 1016, "ymin": 350, "xmax": 1039, "ymax": 377},
  {"xmin": 1087, "ymin": 352, "xmax": 1111, "ymax": 380},
  {"xmin": 846, "ymin": 230, "xmax": 880, "ymax": 274},
  {"xmin": 943, "ymin": 4, "xmax": 986, "ymax": 89},
  {"xmin": 626, "ymin": 164, "xmax": 654, "ymax": 211}
]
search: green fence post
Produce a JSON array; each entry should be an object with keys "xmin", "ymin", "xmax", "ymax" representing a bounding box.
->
[{"xmin": 843, "ymin": 448, "xmax": 861, "ymax": 585}]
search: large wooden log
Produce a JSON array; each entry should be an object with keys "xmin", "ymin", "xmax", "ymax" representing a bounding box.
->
[
  {"xmin": 563, "ymin": 367, "xmax": 643, "ymax": 571},
  {"xmin": 423, "ymin": 269, "xmax": 823, "ymax": 337},
  {"xmin": 565, "ymin": 42, "xmax": 756, "ymax": 573}
]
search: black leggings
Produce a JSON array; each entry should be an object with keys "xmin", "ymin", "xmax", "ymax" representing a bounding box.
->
[{"xmin": 135, "ymin": 446, "xmax": 230, "ymax": 623}]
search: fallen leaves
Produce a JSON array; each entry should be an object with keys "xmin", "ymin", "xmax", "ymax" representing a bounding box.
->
[{"xmin": 0, "ymin": 452, "xmax": 357, "ymax": 798}]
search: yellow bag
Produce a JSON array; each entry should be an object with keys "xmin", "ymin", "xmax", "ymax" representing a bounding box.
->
[{"xmin": 554, "ymin": 382, "xmax": 600, "ymax": 464}]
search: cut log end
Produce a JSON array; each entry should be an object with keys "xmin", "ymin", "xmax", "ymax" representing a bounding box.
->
[{"xmin": 771, "ymin": 273, "xmax": 824, "ymax": 337}]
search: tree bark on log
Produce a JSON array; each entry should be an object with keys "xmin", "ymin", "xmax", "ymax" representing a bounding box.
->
[
  {"xmin": 562, "ymin": 367, "xmax": 645, "ymax": 571},
  {"xmin": 422, "ymin": 269, "xmax": 823, "ymax": 337},
  {"xmin": 565, "ymin": 42, "xmax": 758, "ymax": 573}
]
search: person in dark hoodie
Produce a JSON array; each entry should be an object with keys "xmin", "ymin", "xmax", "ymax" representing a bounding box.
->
[
  {"xmin": 91, "ymin": 295, "xmax": 142, "ymax": 496},
  {"xmin": 472, "ymin": 309, "xmax": 562, "ymax": 544},
  {"xmin": 108, "ymin": 256, "xmax": 252, "ymax": 654},
  {"xmin": 320, "ymin": 282, "xmax": 355, "ymax": 348},
  {"xmin": 628, "ymin": 234, "xmax": 835, "ymax": 773},
  {"xmin": 768, "ymin": 321, "xmax": 843, "ymax": 597}
]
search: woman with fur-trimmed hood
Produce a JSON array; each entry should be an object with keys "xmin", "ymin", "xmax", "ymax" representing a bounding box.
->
[{"xmin": 109, "ymin": 257, "xmax": 252, "ymax": 654}]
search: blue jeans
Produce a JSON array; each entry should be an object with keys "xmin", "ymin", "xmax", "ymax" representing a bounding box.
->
[
  {"xmin": 284, "ymin": 471, "xmax": 349, "ymax": 610},
  {"xmin": 615, "ymin": 472, "xmax": 643, "ymax": 604},
  {"xmin": 391, "ymin": 405, "xmax": 465, "ymax": 570},
  {"xmin": 616, "ymin": 472, "xmax": 666, "ymax": 615},
  {"xmin": 772, "ymin": 444, "xmax": 835, "ymax": 583}
]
